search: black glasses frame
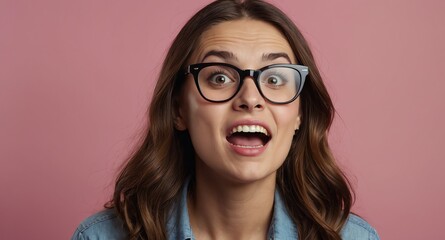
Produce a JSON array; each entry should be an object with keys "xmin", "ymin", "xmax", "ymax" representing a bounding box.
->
[{"xmin": 184, "ymin": 62, "xmax": 308, "ymax": 104}]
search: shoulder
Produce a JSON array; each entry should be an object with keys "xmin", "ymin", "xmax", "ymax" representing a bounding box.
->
[
  {"xmin": 341, "ymin": 214, "xmax": 380, "ymax": 240},
  {"xmin": 71, "ymin": 208, "xmax": 128, "ymax": 240}
]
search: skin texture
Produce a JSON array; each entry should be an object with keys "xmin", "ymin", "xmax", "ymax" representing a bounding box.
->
[{"xmin": 176, "ymin": 19, "xmax": 302, "ymax": 239}]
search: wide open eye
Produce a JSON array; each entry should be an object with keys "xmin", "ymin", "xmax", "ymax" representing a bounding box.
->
[
  {"xmin": 266, "ymin": 75, "xmax": 285, "ymax": 86},
  {"xmin": 200, "ymin": 65, "xmax": 238, "ymax": 89},
  {"xmin": 261, "ymin": 72, "xmax": 288, "ymax": 89},
  {"xmin": 208, "ymin": 73, "xmax": 233, "ymax": 86}
]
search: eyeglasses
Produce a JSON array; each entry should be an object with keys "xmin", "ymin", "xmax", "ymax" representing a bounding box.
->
[{"xmin": 184, "ymin": 62, "xmax": 308, "ymax": 104}]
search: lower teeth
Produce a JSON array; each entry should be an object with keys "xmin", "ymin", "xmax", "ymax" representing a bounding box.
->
[{"xmin": 232, "ymin": 144, "xmax": 263, "ymax": 149}]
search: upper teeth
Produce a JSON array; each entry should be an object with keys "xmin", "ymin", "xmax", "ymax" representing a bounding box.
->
[{"xmin": 230, "ymin": 125, "xmax": 269, "ymax": 136}]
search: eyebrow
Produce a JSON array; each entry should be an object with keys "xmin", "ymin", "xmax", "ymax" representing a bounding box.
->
[
  {"xmin": 262, "ymin": 52, "xmax": 292, "ymax": 63},
  {"xmin": 201, "ymin": 50, "xmax": 237, "ymax": 62}
]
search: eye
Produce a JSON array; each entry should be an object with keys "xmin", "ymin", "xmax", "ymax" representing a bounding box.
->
[
  {"xmin": 261, "ymin": 73, "xmax": 288, "ymax": 88},
  {"xmin": 267, "ymin": 76, "xmax": 282, "ymax": 85},
  {"xmin": 208, "ymin": 73, "xmax": 232, "ymax": 85},
  {"xmin": 201, "ymin": 67, "xmax": 238, "ymax": 89}
]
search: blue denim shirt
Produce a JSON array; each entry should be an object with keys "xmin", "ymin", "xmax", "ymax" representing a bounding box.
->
[{"xmin": 72, "ymin": 182, "xmax": 379, "ymax": 240}]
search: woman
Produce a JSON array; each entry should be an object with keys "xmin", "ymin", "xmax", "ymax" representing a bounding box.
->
[{"xmin": 72, "ymin": 0, "xmax": 379, "ymax": 239}]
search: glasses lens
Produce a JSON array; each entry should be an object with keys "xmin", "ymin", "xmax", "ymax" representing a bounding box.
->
[
  {"xmin": 258, "ymin": 67, "xmax": 301, "ymax": 103},
  {"xmin": 197, "ymin": 65, "xmax": 240, "ymax": 101}
]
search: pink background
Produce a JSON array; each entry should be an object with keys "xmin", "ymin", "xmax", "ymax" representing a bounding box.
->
[{"xmin": 1, "ymin": 0, "xmax": 444, "ymax": 239}]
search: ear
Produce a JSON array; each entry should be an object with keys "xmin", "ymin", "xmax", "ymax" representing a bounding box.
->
[
  {"xmin": 174, "ymin": 116, "xmax": 187, "ymax": 131},
  {"xmin": 173, "ymin": 99, "xmax": 187, "ymax": 131},
  {"xmin": 294, "ymin": 115, "xmax": 301, "ymax": 131}
]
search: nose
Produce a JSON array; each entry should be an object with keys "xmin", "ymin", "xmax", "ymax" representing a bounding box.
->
[{"xmin": 232, "ymin": 77, "xmax": 265, "ymax": 112}]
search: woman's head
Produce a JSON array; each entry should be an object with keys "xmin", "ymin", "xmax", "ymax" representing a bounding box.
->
[
  {"xmin": 175, "ymin": 19, "xmax": 303, "ymax": 184},
  {"xmin": 113, "ymin": 1, "xmax": 351, "ymax": 239}
]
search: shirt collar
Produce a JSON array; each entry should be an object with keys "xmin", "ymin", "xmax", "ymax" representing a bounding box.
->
[
  {"xmin": 166, "ymin": 179, "xmax": 298, "ymax": 240},
  {"xmin": 268, "ymin": 190, "xmax": 299, "ymax": 239},
  {"xmin": 166, "ymin": 179, "xmax": 194, "ymax": 240}
]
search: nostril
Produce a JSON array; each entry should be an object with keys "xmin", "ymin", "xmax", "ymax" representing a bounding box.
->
[
  {"xmin": 236, "ymin": 103, "xmax": 263, "ymax": 111},
  {"xmin": 254, "ymin": 104, "xmax": 263, "ymax": 109},
  {"xmin": 239, "ymin": 104, "xmax": 249, "ymax": 110}
]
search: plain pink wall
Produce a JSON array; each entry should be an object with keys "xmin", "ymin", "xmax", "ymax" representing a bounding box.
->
[{"xmin": 1, "ymin": 0, "xmax": 444, "ymax": 239}]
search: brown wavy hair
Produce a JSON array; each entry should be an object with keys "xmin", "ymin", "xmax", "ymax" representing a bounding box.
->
[{"xmin": 107, "ymin": 0, "xmax": 354, "ymax": 239}]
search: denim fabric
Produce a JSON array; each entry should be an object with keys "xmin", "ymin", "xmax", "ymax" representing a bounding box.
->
[{"xmin": 72, "ymin": 181, "xmax": 379, "ymax": 240}]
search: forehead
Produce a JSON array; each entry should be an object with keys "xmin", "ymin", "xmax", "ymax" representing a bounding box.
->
[{"xmin": 190, "ymin": 19, "xmax": 296, "ymax": 65}]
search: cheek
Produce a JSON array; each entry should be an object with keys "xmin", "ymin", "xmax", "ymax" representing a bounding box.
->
[
  {"xmin": 181, "ymin": 86, "xmax": 227, "ymax": 145},
  {"xmin": 184, "ymin": 95, "xmax": 217, "ymax": 130},
  {"xmin": 272, "ymin": 105, "xmax": 300, "ymax": 166},
  {"xmin": 184, "ymin": 103, "xmax": 230, "ymax": 166},
  {"xmin": 275, "ymin": 101, "xmax": 301, "ymax": 131},
  {"xmin": 180, "ymin": 80, "xmax": 205, "ymax": 126}
]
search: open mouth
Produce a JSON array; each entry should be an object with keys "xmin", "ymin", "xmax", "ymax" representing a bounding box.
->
[{"xmin": 226, "ymin": 125, "xmax": 271, "ymax": 148}]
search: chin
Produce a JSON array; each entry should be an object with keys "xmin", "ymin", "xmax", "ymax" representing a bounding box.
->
[{"xmin": 223, "ymin": 167, "xmax": 277, "ymax": 185}]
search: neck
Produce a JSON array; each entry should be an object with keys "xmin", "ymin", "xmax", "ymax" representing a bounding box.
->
[{"xmin": 188, "ymin": 166, "xmax": 276, "ymax": 240}]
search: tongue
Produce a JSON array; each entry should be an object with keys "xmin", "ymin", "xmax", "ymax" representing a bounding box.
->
[{"xmin": 227, "ymin": 133, "xmax": 264, "ymax": 146}]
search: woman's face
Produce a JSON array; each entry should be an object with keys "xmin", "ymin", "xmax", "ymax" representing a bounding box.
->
[{"xmin": 176, "ymin": 19, "xmax": 301, "ymax": 184}]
